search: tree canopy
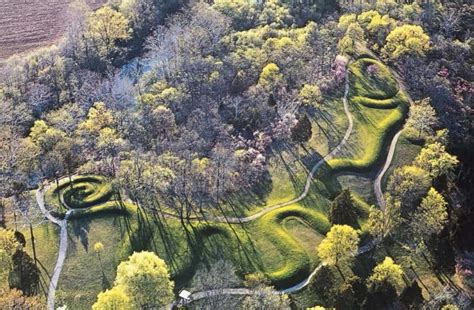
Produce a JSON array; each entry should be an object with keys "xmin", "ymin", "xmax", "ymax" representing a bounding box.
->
[
  {"xmin": 113, "ymin": 251, "xmax": 174, "ymax": 308},
  {"xmin": 383, "ymin": 24, "xmax": 430, "ymax": 59},
  {"xmin": 368, "ymin": 257, "xmax": 404, "ymax": 288},
  {"xmin": 329, "ymin": 189, "xmax": 358, "ymax": 227},
  {"xmin": 317, "ymin": 225, "xmax": 359, "ymax": 267}
]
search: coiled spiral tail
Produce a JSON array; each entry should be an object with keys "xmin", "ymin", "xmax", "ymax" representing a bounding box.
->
[{"xmin": 55, "ymin": 176, "xmax": 113, "ymax": 209}]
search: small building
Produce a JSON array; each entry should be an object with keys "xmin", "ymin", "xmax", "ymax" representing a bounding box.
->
[{"xmin": 179, "ymin": 289, "xmax": 192, "ymax": 302}]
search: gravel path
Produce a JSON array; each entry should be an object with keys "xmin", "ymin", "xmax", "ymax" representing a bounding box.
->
[
  {"xmin": 176, "ymin": 63, "xmax": 413, "ymax": 303},
  {"xmin": 36, "ymin": 188, "xmax": 71, "ymax": 310},
  {"xmin": 171, "ymin": 69, "xmax": 355, "ymax": 307},
  {"xmin": 373, "ymin": 130, "xmax": 402, "ymax": 209},
  {"xmin": 164, "ymin": 68, "xmax": 354, "ymax": 225},
  {"xmin": 179, "ymin": 239, "xmax": 378, "ymax": 306}
]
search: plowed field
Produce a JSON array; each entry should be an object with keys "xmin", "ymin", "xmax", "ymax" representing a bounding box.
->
[{"xmin": 0, "ymin": 0, "xmax": 105, "ymax": 60}]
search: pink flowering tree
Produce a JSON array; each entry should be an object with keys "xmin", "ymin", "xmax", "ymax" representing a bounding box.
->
[
  {"xmin": 333, "ymin": 55, "xmax": 348, "ymax": 83},
  {"xmin": 367, "ymin": 64, "xmax": 378, "ymax": 76}
]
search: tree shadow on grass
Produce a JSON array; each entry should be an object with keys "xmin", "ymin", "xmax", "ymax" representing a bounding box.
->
[{"xmin": 70, "ymin": 218, "xmax": 90, "ymax": 252}]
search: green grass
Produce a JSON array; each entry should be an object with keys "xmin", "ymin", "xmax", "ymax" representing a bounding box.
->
[
  {"xmin": 45, "ymin": 176, "xmax": 125, "ymax": 218},
  {"xmin": 328, "ymin": 57, "xmax": 409, "ymax": 174},
  {"xmin": 349, "ymin": 57, "xmax": 399, "ymax": 100},
  {"xmin": 381, "ymin": 134, "xmax": 423, "ymax": 191},
  {"xmin": 138, "ymin": 203, "xmax": 331, "ymax": 289}
]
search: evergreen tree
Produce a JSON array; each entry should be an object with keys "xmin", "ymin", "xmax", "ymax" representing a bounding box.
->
[
  {"xmin": 291, "ymin": 114, "xmax": 312, "ymax": 145},
  {"xmin": 329, "ymin": 189, "xmax": 358, "ymax": 227}
]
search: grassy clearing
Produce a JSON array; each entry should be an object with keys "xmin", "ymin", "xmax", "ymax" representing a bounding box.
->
[
  {"xmin": 214, "ymin": 96, "xmax": 348, "ymax": 219},
  {"xmin": 142, "ymin": 203, "xmax": 330, "ymax": 289},
  {"xmin": 55, "ymin": 215, "xmax": 134, "ymax": 308}
]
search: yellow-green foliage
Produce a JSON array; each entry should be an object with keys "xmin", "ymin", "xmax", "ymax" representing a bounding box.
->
[
  {"xmin": 114, "ymin": 251, "xmax": 174, "ymax": 307},
  {"xmin": 317, "ymin": 225, "xmax": 359, "ymax": 265},
  {"xmin": 383, "ymin": 25, "xmax": 430, "ymax": 59},
  {"xmin": 259, "ymin": 63, "xmax": 283, "ymax": 87},
  {"xmin": 299, "ymin": 84, "xmax": 322, "ymax": 106},
  {"xmin": 338, "ymin": 14, "xmax": 357, "ymax": 31},
  {"xmin": 85, "ymin": 6, "xmax": 131, "ymax": 56},
  {"xmin": 79, "ymin": 102, "xmax": 114, "ymax": 132},
  {"xmin": 92, "ymin": 286, "xmax": 132, "ymax": 310},
  {"xmin": 368, "ymin": 256, "xmax": 404, "ymax": 288}
]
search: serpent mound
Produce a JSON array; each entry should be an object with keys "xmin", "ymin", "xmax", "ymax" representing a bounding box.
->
[
  {"xmin": 350, "ymin": 57, "xmax": 408, "ymax": 109},
  {"xmin": 56, "ymin": 176, "xmax": 113, "ymax": 209}
]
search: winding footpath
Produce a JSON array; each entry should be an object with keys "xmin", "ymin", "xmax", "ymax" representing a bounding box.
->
[
  {"xmin": 35, "ymin": 188, "xmax": 72, "ymax": 310},
  {"xmin": 165, "ymin": 68, "xmax": 354, "ymax": 225},
  {"xmin": 373, "ymin": 130, "xmax": 402, "ymax": 209},
  {"xmin": 36, "ymin": 69, "xmax": 355, "ymax": 309},
  {"xmin": 175, "ymin": 67, "xmax": 411, "ymax": 303},
  {"xmin": 171, "ymin": 70, "xmax": 356, "ymax": 306}
]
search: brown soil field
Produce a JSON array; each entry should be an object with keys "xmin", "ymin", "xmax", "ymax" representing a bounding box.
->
[{"xmin": 0, "ymin": 0, "xmax": 106, "ymax": 61}]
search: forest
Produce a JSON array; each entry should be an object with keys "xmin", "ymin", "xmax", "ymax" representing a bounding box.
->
[{"xmin": 0, "ymin": 0, "xmax": 472, "ymax": 309}]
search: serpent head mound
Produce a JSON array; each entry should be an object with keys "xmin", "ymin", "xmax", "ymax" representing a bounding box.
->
[
  {"xmin": 350, "ymin": 57, "xmax": 408, "ymax": 109},
  {"xmin": 56, "ymin": 176, "xmax": 114, "ymax": 209}
]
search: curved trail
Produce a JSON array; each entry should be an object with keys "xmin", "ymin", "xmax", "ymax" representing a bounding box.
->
[
  {"xmin": 372, "ymin": 55, "xmax": 413, "ymax": 210},
  {"xmin": 167, "ymin": 69, "xmax": 354, "ymax": 224},
  {"xmin": 373, "ymin": 130, "xmax": 402, "ymax": 209},
  {"xmin": 36, "ymin": 188, "xmax": 72, "ymax": 310},
  {"xmin": 176, "ymin": 241, "xmax": 377, "ymax": 307},
  {"xmin": 177, "ymin": 66, "xmax": 412, "ymax": 303},
  {"xmin": 173, "ymin": 70, "xmax": 356, "ymax": 306}
]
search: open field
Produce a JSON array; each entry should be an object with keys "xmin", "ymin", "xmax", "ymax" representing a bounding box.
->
[{"xmin": 0, "ymin": 0, "xmax": 105, "ymax": 61}]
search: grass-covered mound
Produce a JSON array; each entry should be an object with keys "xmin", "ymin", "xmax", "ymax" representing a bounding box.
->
[
  {"xmin": 144, "ymin": 203, "xmax": 331, "ymax": 289},
  {"xmin": 44, "ymin": 175, "xmax": 332, "ymax": 290},
  {"xmin": 45, "ymin": 176, "xmax": 128, "ymax": 218},
  {"xmin": 60, "ymin": 176, "xmax": 113, "ymax": 209},
  {"xmin": 349, "ymin": 57, "xmax": 398, "ymax": 100},
  {"xmin": 329, "ymin": 57, "xmax": 409, "ymax": 173},
  {"xmin": 36, "ymin": 55, "xmax": 408, "ymax": 306}
]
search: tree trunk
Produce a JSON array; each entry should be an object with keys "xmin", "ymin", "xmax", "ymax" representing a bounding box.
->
[
  {"xmin": 410, "ymin": 265, "xmax": 431, "ymax": 298},
  {"xmin": 336, "ymin": 264, "xmax": 346, "ymax": 281},
  {"xmin": 97, "ymin": 253, "xmax": 103, "ymax": 274}
]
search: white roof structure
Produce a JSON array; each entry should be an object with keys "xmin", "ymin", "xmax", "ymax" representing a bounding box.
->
[{"xmin": 179, "ymin": 289, "xmax": 192, "ymax": 300}]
